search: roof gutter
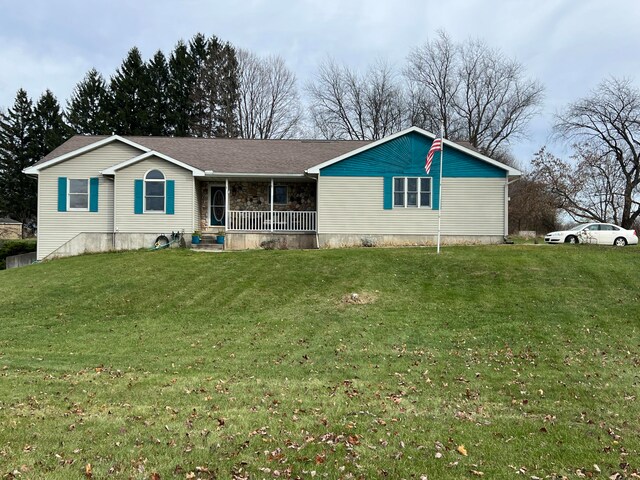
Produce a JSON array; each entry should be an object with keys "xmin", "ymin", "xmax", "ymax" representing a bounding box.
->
[{"xmin": 202, "ymin": 171, "xmax": 306, "ymax": 178}]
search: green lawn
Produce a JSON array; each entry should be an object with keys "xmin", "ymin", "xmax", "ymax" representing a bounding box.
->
[{"xmin": 0, "ymin": 245, "xmax": 639, "ymax": 479}]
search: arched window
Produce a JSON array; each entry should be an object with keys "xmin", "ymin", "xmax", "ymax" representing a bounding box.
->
[{"xmin": 144, "ymin": 169, "xmax": 165, "ymax": 212}]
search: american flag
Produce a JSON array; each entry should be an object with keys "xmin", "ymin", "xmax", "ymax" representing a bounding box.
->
[{"xmin": 425, "ymin": 137, "xmax": 442, "ymax": 174}]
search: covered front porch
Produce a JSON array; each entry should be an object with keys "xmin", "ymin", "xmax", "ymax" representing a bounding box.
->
[{"xmin": 196, "ymin": 176, "xmax": 317, "ymax": 235}]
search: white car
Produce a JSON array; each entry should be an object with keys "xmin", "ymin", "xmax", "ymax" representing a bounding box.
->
[{"xmin": 545, "ymin": 222, "xmax": 638, "ymax": 246}]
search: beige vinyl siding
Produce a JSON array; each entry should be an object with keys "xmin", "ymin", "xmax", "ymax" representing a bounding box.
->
[
  {"xmin": 114, "ymin": 156, "xmax": 195, "ymax": 233},
  {"xmin": 317, "ymin": 176, "xmax": 505, "ymax": 235},
  {"xmin": 37, "ymin": 142, "xmax": 143, "ymax": 259}
]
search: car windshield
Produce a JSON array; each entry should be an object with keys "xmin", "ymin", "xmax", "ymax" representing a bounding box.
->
[{"xmin": 568, "ymin": 223, "xmax": 590, "ymax": 231}]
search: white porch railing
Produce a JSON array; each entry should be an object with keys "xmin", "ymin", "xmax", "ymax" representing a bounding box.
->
[{"xmin": 228, "ymin": 210, "xmax": 316, "ymax": 232}]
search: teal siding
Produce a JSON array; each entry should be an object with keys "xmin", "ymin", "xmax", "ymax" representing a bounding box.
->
[
  {"xmin": 57, "ymin": 177, "xmax": 67, "ymax": 212},
  {"xmin": 383, "ymin": 176, "xmax": 393, "ymax": 210},
  {"xmin": 320, "ymin": 132, "xmax": 507, "ymax": 210},
  {"xmin": 89, "ymin": 177, "xmax": 99, "ymax": 212}
]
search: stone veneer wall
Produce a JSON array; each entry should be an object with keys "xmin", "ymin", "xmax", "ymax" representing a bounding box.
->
[
  {"xmin": 228, "ymin": 181, "xmax": 316, "ymax": 212},
  {"xmin": 199, "ymin": 183, "xmax": 209, "ymax": 231},
  {"xmin": 198, "ymin": 181, "xmax": 317, "ymax": 230}
]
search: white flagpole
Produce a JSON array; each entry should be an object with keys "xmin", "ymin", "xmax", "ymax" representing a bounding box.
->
[{"xmin": 436, "ymin": 124, "xmax": 444, "ymax": 254}]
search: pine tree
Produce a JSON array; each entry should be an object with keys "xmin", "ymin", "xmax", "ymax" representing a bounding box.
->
[
  {"xmin": 110, "ymin": 47, "xmax": 151, "ymax": 135},
  {"xmin": 168, "ymin": 40, "xmax": 196, "ymax": 136},
  {"xmin": 66, "ymin": 68, "xmax": 111, "ymax": 135},
  {"xmin": 147, "ymin": 50, "xmax": 171, "ymax": 136},
  {"xmin": 0, "ymin": 89, "xmax": 36, "ymax": 224},
  {"xmin": 32, "ymin": 90, "xmax": 72, "ymax": 162},
  {"xmin": 188, "ymin": 33, "xmax": 213, "ymax": 137},
  {"xmin": 187, "ymin": 35, "xmax": 240, "ymax": 138},
  {"xmin": 215, "ymin": 43, "xmax": 240, "ymax": 138}
]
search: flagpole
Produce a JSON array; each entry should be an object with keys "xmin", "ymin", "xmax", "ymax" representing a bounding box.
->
[{"xmin": 436, "ymin": 124, "xmax": 444, "ymax": 254}]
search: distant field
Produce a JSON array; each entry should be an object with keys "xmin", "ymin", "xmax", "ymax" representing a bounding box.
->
[{"xmin": 0, "ymin": 245, "xmax": 639, "ymax": 479}]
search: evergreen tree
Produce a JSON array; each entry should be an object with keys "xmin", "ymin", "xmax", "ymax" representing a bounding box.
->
[
  {"xmin": 168, "ymin": 40, "xmax": 196, "ymax": 136},
  {"xmin": 0, "ymin": 89, "xmax": 36, "ymax": 224},
  {"xmin": 110, "ymin": 47, "xmax": 151, "ymax": 135},
  {"xmin": 32, "ymin": 90, "xmax": 72, "ymax": 162},
  {"xmin": 66, "ymin": 68, "xmax": 111, "ymax": 135},
  {"xmin": 187, "ymin": 35, "xmax": 240, "ymax": 138},
  {"xmin": 215, "ymin": 43, "xmax": 240, "ymax": 137},
  {"xmin": 188, "ymin": 33, "xmax": 213, "ymax": 137},
  {"xmin": 146, "ymin": 50, "xmax": 171, "ymax": 136}
]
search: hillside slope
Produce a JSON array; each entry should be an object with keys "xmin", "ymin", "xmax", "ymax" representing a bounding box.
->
[{"xmin": 1, "ymin": 246, "xmax": 639, "ymax": 479}]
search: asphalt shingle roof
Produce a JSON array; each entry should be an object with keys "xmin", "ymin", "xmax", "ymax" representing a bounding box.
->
[{"xmin": 39, "ymin": 136, "xmax": 373, "ymax": 175}]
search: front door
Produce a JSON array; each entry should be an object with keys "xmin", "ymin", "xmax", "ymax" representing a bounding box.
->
[{"xmin": 210, "ymin": 186, "xmax": 225, "ymax": 226}]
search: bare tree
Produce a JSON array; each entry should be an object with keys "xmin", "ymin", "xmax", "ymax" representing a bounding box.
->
[
  {"xmin": 405, "ymin": 31, "xmax": 544, "ymax": 157},
  {"xmin": 550, "ymin": 77, "xmax": 640, "ymax": 228},
  {"xmin": 532, "ymin": 143, "xmax": 637, "ymax": 227},
  {"xmin": 508, "ymin": 169, "xmax": 559, "ymax": 234},
  {"xmin": 237, "ymin": 49, "xmax": 301, "ymax": 139},
  {"xmin": 405, "ymin": 31, "xmax": 460, "ymax": 139},
  {"xmin": 307, "ymin": 58, "xmax": 406, "ymax": 140}
]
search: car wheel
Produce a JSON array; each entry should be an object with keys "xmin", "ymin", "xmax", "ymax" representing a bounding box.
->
[
  {"xmin": 566, "ymin": 235, "xmax": 579, "ymax": 244},
  {"xmin": 614, "ymin": 237, "xmax": 627, "ymax": 247}
]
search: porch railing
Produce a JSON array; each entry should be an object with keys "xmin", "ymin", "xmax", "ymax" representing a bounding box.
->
[{"xmin": 228, "ymin": 210, "xmax": 316, "ymax": 232}]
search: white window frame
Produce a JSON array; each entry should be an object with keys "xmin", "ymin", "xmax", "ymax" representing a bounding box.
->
[
  {"xmin": 392, "ymin": 177, "xmax": 432, "ymax": 209},
  {"xmin": 273, "ymin": 185, "xmax": 288, "ymax": 205},
  {"xmin": 68, "ymin": 178, "xmax": 89, "ymax": 211},
  {"xmin": 143, "ymin": 169, "xmax": 166, "ymax": 214}
]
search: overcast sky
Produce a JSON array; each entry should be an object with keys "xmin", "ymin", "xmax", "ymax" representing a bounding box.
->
[{"xmin": 2, "ymin": 0, "xmax": 640, "ymax": 163}]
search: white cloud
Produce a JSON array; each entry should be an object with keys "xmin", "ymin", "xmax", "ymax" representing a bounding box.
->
[{"xmin": 1, "ymin": 0, "xmax": 640, "ymax": 162}]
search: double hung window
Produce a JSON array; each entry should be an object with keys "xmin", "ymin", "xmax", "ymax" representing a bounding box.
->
[
  {"xmin": 393, "ymin": 177, "xmax": 431, "ymax": 208},
  {"xmin": 145, "ymin": 170, "xmax": 165, "ymax": 212},
  {"xmin": 68, "ymin": 179, "xmax": 89, "ymax": 210}
]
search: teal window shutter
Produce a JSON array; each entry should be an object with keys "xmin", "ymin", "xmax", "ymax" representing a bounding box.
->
[
  {"xmin": 166, "ymin": 180, "xmax": 175, "ymax": 214},
  {"xmin": 383, "ymin": 176, "xmax": 392, "ymax": 210},
  {"xmin": 89, "ymin": 177, "xmax": 99, "ymax": 212},
  {"xmin": 134, "ymin": 179, "xmax": 143, "ymax": 214},
  {"xmin": 58, "ymin": 177, "xmax": 67, "ymax": 212}
]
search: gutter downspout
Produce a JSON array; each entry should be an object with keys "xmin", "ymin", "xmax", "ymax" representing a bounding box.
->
[{"xmin": 112, "ymin": 176, "xmax": 117, "ymax": 250}]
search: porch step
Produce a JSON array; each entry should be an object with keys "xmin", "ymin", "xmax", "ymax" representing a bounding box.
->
[
  {"xmin": 199, "ymin": 234, "xmax": 223, "ymax": 245},
  {"xmin": 191, "ymin": 243, "xmax": 224, "ymax": 252}
]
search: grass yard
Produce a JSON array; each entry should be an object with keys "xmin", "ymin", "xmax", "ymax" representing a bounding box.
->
[{"xmin": 0, "ymin": 245, "xmax": 639, "ymax": 479}]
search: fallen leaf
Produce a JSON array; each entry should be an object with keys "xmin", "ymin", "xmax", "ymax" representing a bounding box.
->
[
  {"xmin": 457, "ymin": 445, "xmax": 468, "ymax": 456},
  {"xmin": 85, "ymin": 463, "xmax": 92, "ymax": 478}
]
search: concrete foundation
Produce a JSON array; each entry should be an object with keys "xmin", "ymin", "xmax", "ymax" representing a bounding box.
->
[
  {"xmin": 6, "ymin": 252, "xmax": 37, "ymax": 269},
  {"xmin": 317, "ymin": 233, "xmax": 505, "ymax": 248},
  {"xmin": 225, "ymin": 232, "xmax": 316, "ymax": 250},
  {"xmin": 43, "ymin": 231, "xmax": 505, "ymax": 259},
  {"xmin": 45, "ymin": 232, "xmax": 190, "ymax": 260}
]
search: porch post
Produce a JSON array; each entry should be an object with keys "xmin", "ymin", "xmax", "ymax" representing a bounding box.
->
[
  {"xmin": 270, "ymin": 178, "xmax": 274, "ymax": 232},
  {"xmin": 225, "ymin": 179, "xmax": 229, "ymax": 230}
]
